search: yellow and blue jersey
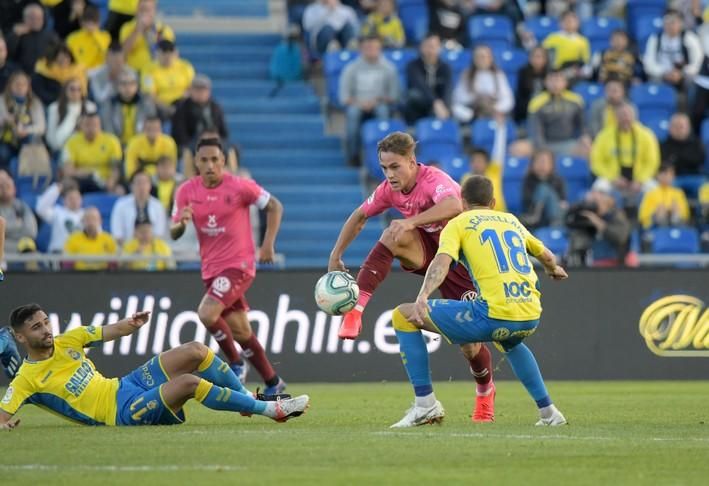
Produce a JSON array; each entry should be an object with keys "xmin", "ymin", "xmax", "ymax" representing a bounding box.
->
[
  {"xmin": 0, "ymin": 326, "xmax": 120, "ymax": 425},
  {"xmin": 437, "ymin": 209, "xmax": 546, "ymax": 321}
]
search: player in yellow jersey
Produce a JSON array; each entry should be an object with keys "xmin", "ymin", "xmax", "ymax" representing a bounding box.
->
[
  {"xmin": 0, "ymin": 303, "xmax": 309, "ymax": 429},
  {"xmin": 389, "ymin": 175, "xmax": 568, "ymax": 428}
]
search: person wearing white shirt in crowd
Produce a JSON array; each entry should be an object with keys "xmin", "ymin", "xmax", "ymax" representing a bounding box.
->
[
  {"xmin": 35, "ymin": 179, "xmax": 84, "ymax": 253},
  {"xmin": 46, "ymin": 79, "xmax": 96, "ymax": 153},
  {"xmin": 303, "ymin": 0, "xmax": 359, "ymax": 56},
  {"xmin": 452, "ymin": 45, "xmax": 514, "ymax": 123},
  {"xmin": 110, "ymin": 170, "xmax": 166, "ymax": 245}
]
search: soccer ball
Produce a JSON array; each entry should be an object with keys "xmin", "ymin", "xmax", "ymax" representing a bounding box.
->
[{"xmin": 314, "ymin": 271, "xmax": 359, "ymax": 316}]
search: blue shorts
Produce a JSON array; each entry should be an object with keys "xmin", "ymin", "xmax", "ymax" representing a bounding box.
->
[
  {"xmin": 115, "ymin": 356, "xmax": 185, "ymax": 426},
  {"xmin": 427, "ymin": 298, "xmax": 539, "ymax": 351}
]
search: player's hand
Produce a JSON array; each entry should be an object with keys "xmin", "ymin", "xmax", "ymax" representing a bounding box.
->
[
  {"xmin": 128, "ymin": 311, "xmax": 151, "ymax": 329},
  {"xmin": 0, "ymin": 418, "xmax": 20, "ymax": 431},
  {"xmin": 328, "ymin": 255, "xmax": 347, "ymax": 272},
  {"xmin": 388, "ymin": 219, "xmax": 415, "ymax": 243},
  {"xmin": 0, "ymin": 328, "xmax": 21, "ymax": 379},
  {"xmin": 258, "ymin": 244, "xmax": 275, "ymax": 264},
  {"xmin": 545, "ymin": 265, "xmax": 568, "ymax": 280},
  {"xmin": 179, "ymin": 205, "xmax": 193, "ymax": 225},
  {"xmin": 412, "ymin": 295, "xmax": 429, "ymax": 326}
]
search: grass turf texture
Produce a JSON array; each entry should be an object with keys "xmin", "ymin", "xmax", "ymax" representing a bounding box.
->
[{"xmin": 1, "ymin": 381, "xmax": 708, "ymax": 485}]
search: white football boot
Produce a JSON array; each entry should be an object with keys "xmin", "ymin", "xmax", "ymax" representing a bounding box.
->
[
  {"xmin": 535, "ymin": 407, "xmax": 568, "ymax": 426},
  {"xmin": 390, "ymin": 401, "xmax": 445, "ymax": 428}
]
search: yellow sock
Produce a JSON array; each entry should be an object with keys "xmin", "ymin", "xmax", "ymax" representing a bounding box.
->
[
  {"xmin": 194, "ymin": 379, "xmax": 214, "ymax": 403},
  {"xmin": 197, "ymin": 348, "xmax": 216, "ymax": 372}
]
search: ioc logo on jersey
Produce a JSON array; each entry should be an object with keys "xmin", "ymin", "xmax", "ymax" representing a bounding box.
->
[{"xmin": 211, "ymin": 277, "xmax": 231, "ymax": 297}]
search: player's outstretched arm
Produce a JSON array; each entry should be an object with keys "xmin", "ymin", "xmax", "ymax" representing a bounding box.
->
[
  {"xmin": 102, "ymin": 311, "xmax": 151, "ymax": 342},
  {"xmin": 0, "ymin": 410, "xmax": 20, "ymax": 431},
  {"xmin": 328, "ymin": 207, "xmax": 368, "ymax": 272},
  {"xmin": 412, "ymin": 253, "xmax": 453, "ymax": 324},
  {"xmin": 407, "ymin": 196, "xmax": 462, "ymax": 229},
  {"xmin": 535, "ymin": 248, "xmax": 568, "ymax": 280},
  {"xmin": 259, "ymin": 195, "xmax": 283, "ymax": 264}
]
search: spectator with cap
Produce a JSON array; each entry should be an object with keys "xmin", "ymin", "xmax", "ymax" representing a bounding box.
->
[
  {"xmin": 110, "ymin": 170, "xmax": 166, "ymax": 245},
  {"xmin": 35, "ymin": 178, "xmax": 84, "ymax": 253},
  {"xmin": 0, "ymin": 169, "xmax": 37, "ymax": 259},
  {"xmin": 360, "ymin": 0, "xmax": 405, "ymax": 49},
  {"xmin": 588, "ymin": 77, "xmax": 637, "ymax": 138},
  {"xmin": 63, "ymin": 206, "xmax": 118, "ymax": 271},
  {"xmin": 339, "ymin": 34, "xmax": 398, "ymax": 166},
  {"xmin": 61, "ymin": 108, "xmax": 123, "ymax": 193},
  {"xmin": 303, "ymin": 0, "xmax": 359, "ymax": 56},
  {"xmin": 0, "ymin": 36, "xmax": 19, "ymax": 94},
  {"xmin": 46, "ymin": 78, "xmax": 96, "ymax": 153},
  {"xmin": 105, "ymin": 0, "xmax": 140, "ymax": 42},
  {"xmin": 660, "ymin": 113, "xmax": 705, "ymax": 176},
  {"xmin": 89, "ymin": 42, "xmax": 132, "ymax": 105},
  {"xmin": 121, "ymin": 217, "xmax": 174, "ymax": 270},
  {"xmin": 32, "ymin": 42, "xmax": 88, "ymax": 106},
  {"xmin": 638, "ymin": 163, "xmax": 690, "ymax": 230},
  {"xmin": 402, "ymin": 33, "xmax": 452, "ymax": 125},
  {"xmin": 99, "ymin": 66, "xmax": 156, "ymax": 145},
  {"xmin": 171, "ymin": 74, "xmax": 228, "ymax": 153},
  {"xmin": 124, "ymin": 115, "xmax": 177, "ymax": 179},
  {"xmin": 140, "ymin": 39, "xmax": 195, "ymax": 119},
  {"xmin": 151, "ymin": 155, "xmax": 184, "ymax": 214},
  {"xmin": 119, "ymin": 0, "xmax": 175, "ymax": 72},
  {"xmin": 6, "ymin": 3, "xmax": 59, "ymax": 75},
  {"xmin": 66, "ymin": 5, "xmax": 112, "ymax": 70}
]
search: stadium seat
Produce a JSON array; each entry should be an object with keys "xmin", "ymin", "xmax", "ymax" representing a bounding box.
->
[
  {"xmin": 82, "ymin": 193, "xmax": 119, "ymax": 231},
  {"xmin": 440, "ymin": 49, "xmax": 471, "ymax": 82},
  {"xmin": 581, "ymin": 17, "xmax": 624, "ymax": 44},
  {"xmin": 627, "ymin": 0, "xmax": 666, "ymax": 28},
  {"xmin": 323, "ymin": 50, "xmax": 358, "ymax": 107},
  {"xmin": 522, "ymin": 16, "xmax": 559, "ymax": 44},
  {"xmin": 35, "ymin": 222, "xmax": 51, "ymax": 253},
  {"xmin": 502, "ymin": 156, "xmax": 530, "ymax": 214},
  {"xmin": 398, "ymin": 0, "xmax": 429, "ymax": 45},
  {"xmin": 468, "ymin": 15, "xmax": 514, "ymax": 47},
  {"xmin": 534, "ymin": 227, "xmax": 569, "ymax": 256},
  {"xmin": 384, "ymin": 48, "xmax": 418, "ymax": 88},
  {"xmin": 640, "ymin": 115, "xmax": 669, "ymax": 142},
  {"xmin": 493, "ymin": 48, "xmax": 528, "ymax": 78},
  {"xmin": 415, "ymin": 117, "xmax": 461, "ymax": 145},
  {"xmin": 700, "ymin": 119, "xmax": 709, "ymax": 147},
  {"xmin": 556, "ymin": 156, "xmax": 591, "ymax": 203},
  {"xmin": 470, "ymin": 118, "xmax": 517, "ymax": 155},
  {"xmin": 438, "ymin": 153, "xmax": 468, "ymax": 182},
  {"xmin": 632, "ymin": 15, "xmax": 663, "ymax": 51},
  {"xmin": 630, "ymin": 84, "xmax": 677, "ymax": 119},
  {"xmin": 572, "ymin": 82, "xmax": 604, "ymax": 110},
  {"xmin": 361, "ymin": 119, "xmax": 407, "ymax": 179},
  {"xmin": 674, "ymin": 175, "xmax": 707, "ymax": 200},
  {"xmin": 648, "ymin": 227, "xmax": 700, "ymax": 254}
]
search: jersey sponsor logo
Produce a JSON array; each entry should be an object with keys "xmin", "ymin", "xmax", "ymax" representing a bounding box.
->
[
  {"xmin": 367, "ymin": 192, "xmax": 375, "ymax": 205},
  {"xmin": 435, "ymin": 184, "xmax": 450, "ymax": 195},
  {"xmin": 211, "ymin": 276, "xmax": 231, "ymax": 297},
  {"xmin": 86, "ymin": 326, "xmax": 98, "ymax": 336},
  {"xmin": 504, "ymin": 281, "xmax": 532, "ymax": 299},
  {"xmin": 201, "ymin": 214, "xmax": 226, "ymax": 237},
  {"xmin": 65, "ymin": 361, "xmax": 95, "ymax": 397},
  {"xmin": 639, "ymin": 295, "xmax": 709, "ymax": 357},
  {"xmin": 491, "ymin": 327, "xmax": 510, "ymax": 341},
  {"xmin": 460, "ymin": 290, "xmax": 478, "ymax": 301},
  {"xmin": 1, "ymin": 386, "xmax": 13, "ymax": 405},
  {"xmin": 67, "ymin": 349, "xmax": 81, "ymax": 360}
]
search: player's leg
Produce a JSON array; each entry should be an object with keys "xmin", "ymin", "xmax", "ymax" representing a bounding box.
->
[
  {"xmin": 223, "ymin": 309, "xmax": 286, "ymax": 394},
  {"xmin": 340, "ymin": 226, "xmax": 426, "ymax": 339},
  {"xmin": 197, "ymin": 291, "xmax": 244, "ymax": 372}
]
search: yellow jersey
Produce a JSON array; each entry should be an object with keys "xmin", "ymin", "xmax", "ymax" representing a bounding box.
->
[
  {"xmin": 591, "ymin": 122, "xmax": 660, "ymax": 184},
  {"xmin": 460, "ymin": 163, "xmax": 507, "ymax": 212},
  {"xmin": 0, "ymin": 326, "xmax": 120, "ymax": 426},
  {"xmin": 119, "ymin": 20, "xmax": 176, "ymax": 71},
  {"xmin": 542, "ymin": 32, "xmax": 591, "ymax": 69},
  {"xmin": 156, "ymin": 178, "xmax": 177, "ymax": 211},
  {"xmin": 66, "ymin": 28, "xmax": 112, "ymax": 69},
  {"xmin": 122, "ymin": 237, "xmax": 173, "ymax": 270},
  {"xmin": 700, "ymin": 182, "xmax": 709, "ymax": 204},
  {"xmin": 638, "ymin": 185, "xmax": 691, "ymax": 229},
  {"xmin": 64, "ymin": 230, "xmax": 118, "ymax": 271},
  {"xmin": 124, "ymin": 133, "xmax": 178, "ymax": 178},
  {"xmin": 141, "ymin": 58, "xmax": 195, "ymax": 105},
  {"xmin": 437, "ymin": 209, "xmax": 546, "ymax": 321},
  {"xmin": 63, "ymin": 132, "xmax": 123, "ymax": 182},
  {"xmin": 109, "ymin": 0, "xmax": 139, "ymax": 15}
]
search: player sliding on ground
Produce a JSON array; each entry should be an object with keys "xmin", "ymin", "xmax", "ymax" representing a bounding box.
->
[
  {"xmin": 329, "ymin": 132, "xmax": 497, "ymax": 422},
  {"xmin": 0, "ymin": 304, "xmax": 309, "ymax": 430},
  {"xmin": 390, "ymin": 175, "xmax": 568, "ymax": 428}
]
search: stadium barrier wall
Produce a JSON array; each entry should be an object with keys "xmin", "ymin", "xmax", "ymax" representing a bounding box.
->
[{"xmin": 2, "ymin": 270, "xmax": 708, "ymax": 383}]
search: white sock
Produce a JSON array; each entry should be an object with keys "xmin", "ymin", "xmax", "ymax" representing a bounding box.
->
[
  {"xmin": 415, "ymin": 393, "xmax": 436, "ymax": 408},
  {"xmin": 539, "ymin": 404, "xmax": 558, "ymax": 419},
  {"xmin": 262, "ymin": 402, "xmax": 277, "ymax": 418}
]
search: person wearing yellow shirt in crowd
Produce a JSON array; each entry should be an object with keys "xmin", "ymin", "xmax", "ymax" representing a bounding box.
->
[
  {"xmin": 152, "ymin": 155, "xmax": 184, "ymax": 214},
  {"xmin": 542, "ymin": 10, "xmax": 590, "ymax": 81},
  {"xmin": 32, "ymin": 43, "xmax": 88, "ymax": 106},
  {"xmin": 62, "ymin": 110, "xmax": 123, "ymax": 193},
  {"xmin": 121, "ymin": 218, "xmax": 174, "ymax": 270},
  {"xmin": 66, "ymin": 5, "xmax": 112, "ymax": 70},
  {"xmin": 360, "ymin": 0, "xmax": 405, "ymax": 48},
  {"xmin": 637, "ymin": 163, "xmax": 690, "ymax": 230},
  {"xmin": 459, "ymin": 148, "xmax": 506, "ymax": 212},
  {"xmin": 124, "ymin": 115, "xmax": 177, "ymax": 178},
  {"xmin": 120, "ymin": 0, "xmax": 175, "ymax": 72},
  {"xmin": 63, "ymin": 207, "xmax": 118, "ymax": 270},
  {"xmin": 590, "ymin": 102, "xmax": 661, "ymax": 204},
  {"xmin": 140, "ymin": 40, "xmax": 194, "ymax": 119},
  {"xmin": 105, "ymin": 0, "xmax": 139, "ymax": 42}
]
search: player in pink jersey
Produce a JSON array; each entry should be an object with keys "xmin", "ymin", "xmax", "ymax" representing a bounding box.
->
[
  {"xmin": 329, "ymin": 132, "xmax": 496, "ymax": 422},
  {"xmin": 170, "ymin": 138, "xmax": 286, "ymax": 395}
]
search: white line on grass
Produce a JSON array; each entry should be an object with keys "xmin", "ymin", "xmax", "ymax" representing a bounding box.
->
[
  {"xmin": 372, "ymin": 431, "xmax": 709, "ymax": 442},
  {"xmin": 0, "ymin": 464, "xmax": 244, "ymax": 472}
]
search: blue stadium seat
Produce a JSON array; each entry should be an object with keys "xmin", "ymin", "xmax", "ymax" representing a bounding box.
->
[
  {"xmin": 632, "ymin": 15, "xmax": 663, "ymax": 51},
  {"xmin": 82, "ymin": 193, "xmax": 119, "ymax": 231},
  {"xmin": 556, "ymin": 156, "xmax": 591, "ymax": 203},
  {"xmin": 640, "ymin": 115, "xmax": 669, "ymax": 142},
  {"xmin": 534, "ymin": 227, "xmax": 569, "ymax": 256},
  {"xmin": 581, "ymin": 17, "xmax": 624, "ymax": 44},
  {"xmin": 502, "ymin": 157, "xmax": 530, "ymax": 214},
  {"xmin": 630, "ymin": 83, "xmax": 677, "ymax": 119},
  {"xmin": 572, "ymin": 82, "xmax": 604, "ymax": 110},
  {"xmin": 468, "ymin": 15, "xmax": 514, "ymax": 46},
  {"xmin": 361, "ymin": 119, "xmax": 407, "ymax": 179},
  {"xmin": 648, "ymin": 227, "xmax": 700, "ymax": 254},
  {"xmin": 440, "ymin": 49, "xmax": 471, "ymax": 82},
  {"xmin": 384, "ymin": 48, "xmax": 418, "ymax": 88},
  {"xmin": 35, "ymin": 222, "xmax": 51, "ymax": 253},
  {"xmin": 493, "ymin": 48, "xmax": 528, "ymax": 78},
  {"xmin": 522, "ymin": 16, "xmax": 559, "ymax": 44},
  {"xmin": 674, "ymin": 175, "xmax": 707, "ymax": 200},
  {"xmin": 438, "ymin": 153, "xmax": 468, "ymax": 182},
  {"xmin": 323, "ymin": 50, "xmax": 358, "ymax": 106},
  {"xmin": 415, "ymin": 117, "xmax": 461, "ymax": 144},
  {"xmin": 700, "ymin": 119, "xmax": 709, "ymax": 147},
  {"xmin": 627, "ymin": 0, "xmax": 666, "ymax": 29},
  {"xmin": 417, "ymin": 144, "xmax": 462, "ymax": 165},
  {"xmin": 399, "ymin": 0, "xmax": 429, "ymax": 45},
  {"xmin": 470, "ymin": 118, "xmax": 517, "ymax": 156}
]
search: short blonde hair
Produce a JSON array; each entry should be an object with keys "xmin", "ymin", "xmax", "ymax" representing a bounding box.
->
[{"xmin": 377, "ymin": 131, "xmax": 416, "ymax": 158}]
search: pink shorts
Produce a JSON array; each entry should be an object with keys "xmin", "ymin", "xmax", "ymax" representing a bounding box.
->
[{"xmin": 203, "ymin": 268, "xmax": 255, "ymax": 314}]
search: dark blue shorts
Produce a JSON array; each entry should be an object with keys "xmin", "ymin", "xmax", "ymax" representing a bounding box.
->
[
  {"xmin": 115, "ymin": 356, "xmax": 185, "ymax": 426},
  {"xmin": 427, "ymin": 298, "xmax": 539, "ymax": 350}
]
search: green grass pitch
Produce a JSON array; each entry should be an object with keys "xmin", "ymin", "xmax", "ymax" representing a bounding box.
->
[{"xmin": 2, "ymin": 381, "xmax": 708, "ymax": 485}]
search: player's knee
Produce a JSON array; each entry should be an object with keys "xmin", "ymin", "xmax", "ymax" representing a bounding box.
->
[
  {"xmin": 197, "ymin": 307, "xmax": 218, "ymax": 327},
  {"xmin": 379, "ymin": 226, "xmax": 397, "ymax": 247},
  {"xmin": 182, "ymin": 341, "xmax": 208, "ymax": 363},
  {"xmin": 392, "ymin": 307, "xmax": 418, "ymax": 332},
  {"xmin": 460, "ymin": 342, "xmax": 481, "ymax": 359},
  {"xmin": 174, "ymin": 373, "xmax": 201, "ymax": 395}
]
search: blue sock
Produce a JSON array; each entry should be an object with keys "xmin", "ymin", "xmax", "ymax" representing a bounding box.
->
[
  {"xmin": 506, "ymin": 343, "xmax": 552, "ymax": 408},
  {"xmin": 195, "ymin": 380, "xmax": 267, "ymax": 414},
  {"xmin": 395, "ymin": 330, "xmax": 433, "ymax": 397},
  {"xmin": 197, "ymin": 349, "xmax": 247, "ymax": 393}
]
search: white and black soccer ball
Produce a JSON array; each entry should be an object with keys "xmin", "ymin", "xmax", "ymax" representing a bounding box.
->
[{"xmin": 314, "ymin": 271, "xmax": 359, "ymax": 316}]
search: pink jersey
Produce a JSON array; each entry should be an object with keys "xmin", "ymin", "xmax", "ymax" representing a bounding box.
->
[
  {"xmin": 172, "ymin": 173, "xmax": 270, "ymax": 279},
  {"xmin": 360, "ymin": 164, "xmax": 460, "ymax": 233}
]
